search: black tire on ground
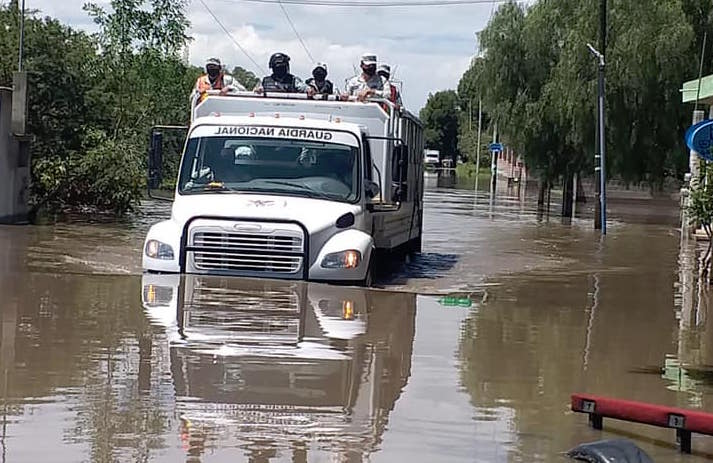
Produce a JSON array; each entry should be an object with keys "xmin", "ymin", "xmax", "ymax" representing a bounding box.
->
[
  {"xmin": 359, "ymin": 254, "xmax": 374, "ymax": 287},
  {"xmin": 407, "ymin": 235, "xmax": 422, "ymax": 255}
]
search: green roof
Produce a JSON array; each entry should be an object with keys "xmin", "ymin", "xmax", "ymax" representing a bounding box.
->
[{"xmin": 682, "ymin": 74, "xmax": 713, "ymax": 104}]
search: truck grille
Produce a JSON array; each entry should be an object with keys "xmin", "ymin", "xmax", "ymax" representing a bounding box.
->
[{"xmin": 187, "ymin": 220, "xmax": 304, "ymax": 276}]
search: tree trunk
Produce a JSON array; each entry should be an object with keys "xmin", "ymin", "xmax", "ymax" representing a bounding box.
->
[
  {"xmin": 537, "ymin": 180, "xmax": 547, "ymax": 213},
  {"xmin": 562, "ymin": 171, "xmax": 574, "ymax": 218},
  {"xmin": 576, "ymin": 174, "xmax": 587, "ymax": 203}
]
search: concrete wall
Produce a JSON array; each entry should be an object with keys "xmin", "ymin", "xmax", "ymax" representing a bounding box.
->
[{"xmin": 0, "ymin": 77, "xmax": 30, "ymax": 224}]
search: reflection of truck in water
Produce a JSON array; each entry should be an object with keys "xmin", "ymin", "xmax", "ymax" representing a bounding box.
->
[
  {"xmin": 141, "ymin": 274, "xmax": 416, "ymax": 461},
  {"xmin": 142, "ymin": 92, "xmax": 424, "ymax": 285}
]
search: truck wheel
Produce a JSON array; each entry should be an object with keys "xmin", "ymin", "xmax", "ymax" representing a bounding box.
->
[
  {"xmin": 359, "ymin": 258, "xmax": 374, "ymax": 287},
  {"xmin": 408, "ymin": 235, "xmax": 422, "ymax": 255}
]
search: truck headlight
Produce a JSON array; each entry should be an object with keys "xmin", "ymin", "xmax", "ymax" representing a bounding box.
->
[
  {"xmin": 321, "ymin": 250, "xmax": 361, "ymax": 269},
  {"xmin": 145, "ymin": 240, "xmax": 174, "ymax": 260}
]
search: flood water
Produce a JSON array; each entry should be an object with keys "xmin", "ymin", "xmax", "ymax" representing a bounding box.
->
[{"xmin": 2, "ymin": 176, "xmax": 712, "ymax": 462}]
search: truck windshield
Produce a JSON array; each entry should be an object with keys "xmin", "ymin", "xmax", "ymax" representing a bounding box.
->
[{"xmin": 178, "ymin": 136, "xmax": 359, "ymax": 202}]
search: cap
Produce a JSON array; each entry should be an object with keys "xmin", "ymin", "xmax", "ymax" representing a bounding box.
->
[
  {"xmin": 377, "ymin": 63, "xmax": 391, "ymax": 75},
  {"xmin": 314, "ymin": 62, "xmax": 328, "ymax": 73},
  {"xmin": 360, "ymin": 53, "xmax": 377, "ymax": 66},
  {"xmin": 206, "ymin": 57, "xmax": 221, "ymax": 67}
]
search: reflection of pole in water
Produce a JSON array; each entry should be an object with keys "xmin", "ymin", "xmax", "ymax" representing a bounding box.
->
[
  {"xmin": 488, "ymin": 182, "xmax": 494, "ymax": 219},
  {"xmin": 1, "ymin": 298, "xmax": 17, "ymax": 463},
  {"xmin": 582, "ymin": 273, "xmax": 600, "ymax": 371},
  {"xmin": 678, "ymin": 234, "xmax": 697, "ymax": 330}
]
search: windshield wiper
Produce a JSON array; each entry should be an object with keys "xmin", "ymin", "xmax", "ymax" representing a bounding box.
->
[{"xmin": 260, "ymin": 180, "xmax": 334, "ymax": 200}]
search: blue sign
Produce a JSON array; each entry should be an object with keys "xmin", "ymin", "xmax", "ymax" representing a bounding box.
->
[
  {"xmin": 685, "ymin": 119, "xmax": 713, "ymax": 161},
  {"xmin": 489, "ymin": 143, "xmax": 503, "ymax": 152}
]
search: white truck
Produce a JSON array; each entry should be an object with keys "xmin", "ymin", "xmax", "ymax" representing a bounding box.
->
[
  {"xmin": 143, "ymin": 92, "xmax": 424, "ymax": 285},
  {"xmin": 423, "ymin": 149, "xmax": 440, "ymax": 167}
]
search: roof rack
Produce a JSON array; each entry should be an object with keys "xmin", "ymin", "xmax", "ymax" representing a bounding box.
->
[{"xmin": 190, "ymin": 90, "xmax": 408, "ymax": 136}]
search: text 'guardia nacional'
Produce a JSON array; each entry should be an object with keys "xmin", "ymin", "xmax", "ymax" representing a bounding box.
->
[{"xmin": 214, "ymin": 126, "xmax": 334, "ymax": 141}]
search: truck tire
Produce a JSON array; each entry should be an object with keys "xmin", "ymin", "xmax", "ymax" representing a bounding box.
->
[
  {"xmin": 407, "ymin": 235, "xmax": 422, "ymax": 255},
  {"xmin": 359, "ymin": 257, "xmax": 374, "ymax": 287}
]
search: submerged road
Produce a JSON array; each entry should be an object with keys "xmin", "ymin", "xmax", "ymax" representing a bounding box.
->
[{"xmin": 1, "ymin": 178, "xmax": 711, "ymax": 462}]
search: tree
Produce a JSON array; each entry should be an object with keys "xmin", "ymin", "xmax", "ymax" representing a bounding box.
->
[
  {"xmin": 231, "ymin": 66, "xmax": 260, "ymax": 90},
  {"xmin": 0, "ymin": 1, "xmax": 198, "ymax": 214},
  {"xmin": 420, "ymin": 90, "xmax": 460, "ymax": 163},
  {"xmin": 457, "ymin": 58, "xmax": 491, "ymax": 166},
  {"xmin": 468, "ymin": 0, "xmax": 700, "ymax": 216}
]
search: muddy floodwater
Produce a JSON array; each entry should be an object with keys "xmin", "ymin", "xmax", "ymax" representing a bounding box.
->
[{"xmin": 2, "ymin": 177, "xmax": 713, "ymax": 462}]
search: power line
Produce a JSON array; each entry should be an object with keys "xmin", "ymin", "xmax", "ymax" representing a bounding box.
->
[
  {"xmin": 197, "ymin": 0, "xmax": 267, "ymax": 74},
  {"xmin": 278, "ymin": 0, "xmax": 315, "ymax": 63},
  {"xmin": 214, "ymin": 0, "xmax": 528, "ymax": 7}
]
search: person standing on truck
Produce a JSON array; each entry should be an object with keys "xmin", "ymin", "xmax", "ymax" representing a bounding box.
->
[
  {"xmin": 193, "ymin": 57, "xmax": 245, "ymax": 102},
  {"xmin": 377, "ymin": 63, "xmax": 402, "ymax": 107},
  {"xmin": 343, "ymin": 53, "xmax": 391, "ymax": 102},
  {"xmin": 305, "ymin": 62, "xmax": 334, "ymax": 96},
  {"xmin": 255, "ymin": 53, "xmax": 314, "ymax": 95}
]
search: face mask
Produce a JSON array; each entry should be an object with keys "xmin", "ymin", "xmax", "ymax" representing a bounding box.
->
[
  {"xmin": 274, "ymin": 64, "xmax": 288, "ymax": 78},
  {"xmin": 206, "ymin": 66, "xmax": 220, "ymax": 78},
  {"xmin": 313, "ymin": 69, "xmax": 327, "ymax": 81},
  {"xmin": 363, "ymin": 65, "xmax": 376, "ymax": 77}
]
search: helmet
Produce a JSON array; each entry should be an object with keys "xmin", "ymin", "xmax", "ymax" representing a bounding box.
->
[
  {"xmin": 313, "ymin": 62, "xmax": 328, "ymax": 73},
  {"xmin": 377, "ymin": 63, "xmax": 391, "ymax": 78},
  {"xmin": 269, "ymin": 53, "xmax": 290, "ymax": 69}
]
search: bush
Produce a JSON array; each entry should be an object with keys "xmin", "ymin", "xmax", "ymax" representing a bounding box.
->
[{"xmin": 32, "ymin": 130, "xmax": 144, "ymax": 214}]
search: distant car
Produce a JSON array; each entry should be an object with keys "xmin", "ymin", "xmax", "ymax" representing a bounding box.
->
[{"xmin": 424, "ymin": 149, "xmax": 440, "ymax": 166}]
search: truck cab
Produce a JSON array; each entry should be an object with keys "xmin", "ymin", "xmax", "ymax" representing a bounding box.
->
[
  {"xmin": 143, "ymin": 92, "xmax": 424, "ymax": 285},
  {"xmin": 423, "ymin": 149, "xmax": 440, "ymax": 167}
]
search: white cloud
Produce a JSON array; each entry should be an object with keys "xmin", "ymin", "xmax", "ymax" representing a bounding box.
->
[{"xmin": 27, "ymin": 0, "xmax": 496, "ymax": 111}]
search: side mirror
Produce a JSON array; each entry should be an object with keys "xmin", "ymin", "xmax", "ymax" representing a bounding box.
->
[
  {"xmin": 148, "ymin": 131, "xmax": 163, "ymax": 190},
  {"xmin": 365, "ymin": 179, "xmax": 380, "ymax": 200}
]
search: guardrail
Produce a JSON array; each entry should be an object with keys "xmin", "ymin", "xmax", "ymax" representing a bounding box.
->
[
  {"xmin": 571, "ymin": 392, "xmax": 713, "ymax": 453},
  {"xmin": 190, "ymin": 90, "xmax": 401, "ymax": 125}
]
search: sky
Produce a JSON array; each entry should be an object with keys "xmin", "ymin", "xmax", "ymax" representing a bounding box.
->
[{"xmin": 26, "ymin": 0, "xmax": 510, "ymax": 112}]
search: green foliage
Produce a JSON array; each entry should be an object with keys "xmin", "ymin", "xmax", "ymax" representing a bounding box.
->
[
  {"xmin": 33, "ymin": 130, "xmax": 143, "ymax": 213},
  {"xmin": 458, "ymin": 0, "xmax": 704, "ymax": 189},
  {"xmin": 231, "ymin": 66, "xmax": 260, "ymax": 90},
  {"xmin": 457, "ymin": 59, "xmax": 492, "ymax": 163},
  {"xmin": 455, "ymin": 161, "xmax": 491, "ymax": 179},
  {"xmin": 0, "ymin": 0, "xmax": 197, "ymax": 214},
  {"xmin": 420, "ymin": 90, "xmax": 460, "ymax": 161},
  {"xmin": 687, "ymin": 163, "xmax": 713, "ymax": 228}
]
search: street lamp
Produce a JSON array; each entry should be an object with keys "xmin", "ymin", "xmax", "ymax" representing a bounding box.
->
[
  {"xmin": 18, "ymin": 0, "xmax": 25, "ymax": 72},
  {"xmin": 587, "ymin": 43, "xmax": 607, "ymax": 235}
]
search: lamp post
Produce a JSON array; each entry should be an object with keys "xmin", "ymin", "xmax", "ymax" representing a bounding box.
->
[
  {"xmin": 587, "ymin": 43, "xmax": 606, "ymax": 235},
  {"xmin": 18, "ymin": 0, "xmax": 25, "ymax": 72},
  {"xmin": 474, "ymin": 97, "xmax": 482, "ymax": 191}
]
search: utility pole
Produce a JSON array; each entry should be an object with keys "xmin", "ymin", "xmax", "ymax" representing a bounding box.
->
[
  {"xmin": 593, "ymin": 0, "xmax": 606, "ymax": 231},
  {"xmin": 490, "ymin": 121, "xmax": 498, "ymax": 192},
  {"xmin": 474, "ymin": 98, "xmax": 482, "ymax": 192},
  {"xmin": 587, "ymin": 43, "xmax": 607, "ymax": 234},
  {"xmin": 18, "ymin": 0, "xmax": 25, "ymax": 72}
]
